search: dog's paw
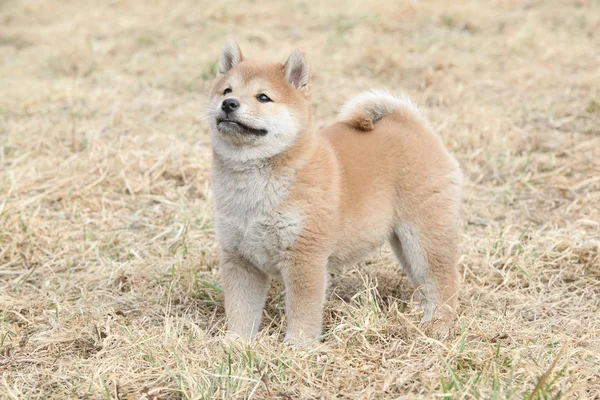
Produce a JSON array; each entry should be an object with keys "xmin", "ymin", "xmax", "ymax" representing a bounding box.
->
[
  {"xmin": 224, "ymin": 331, "xmax": 250, "ymax": 343},
  {"xmin": 284, "ymin": 333, "xmax": 321, "ymax": 347},
  {"xmin": 419, "ymin": 319, "xmax": 455, "ymax": 340}
]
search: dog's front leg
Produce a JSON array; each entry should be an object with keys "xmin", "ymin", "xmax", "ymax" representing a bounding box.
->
[
  {"xmin": 282, "ymin": 257, "xmax": 327, "ymax": 343},
  {"xmin": 221, "ymin": 251, "xmax": 269, "ymax": 340}
]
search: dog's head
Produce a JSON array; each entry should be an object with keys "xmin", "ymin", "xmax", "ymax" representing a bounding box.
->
[{"xmin": 208, "ymin": 39, "xmax": 311, "ymax": 161}]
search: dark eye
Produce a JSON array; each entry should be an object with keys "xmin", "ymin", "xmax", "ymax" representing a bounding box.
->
[
  {"xmin": 223, "ymin": 88, "xmax": 232, "ymax": 95},
  {"xmin": 257, "ymin": 94, "xmax": 272, "ymax": 103}
]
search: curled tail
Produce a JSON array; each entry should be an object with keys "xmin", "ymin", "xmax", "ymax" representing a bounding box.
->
[{"xmin": 337, "ymin": 89, "xmax": 424, "ymax": 131}]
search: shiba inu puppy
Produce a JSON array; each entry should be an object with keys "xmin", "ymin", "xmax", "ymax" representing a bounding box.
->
[{"xmin": 207, "ymin": 39, "xmax": 462, "ymax": 342}]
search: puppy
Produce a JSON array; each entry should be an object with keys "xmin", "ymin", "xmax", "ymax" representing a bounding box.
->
[{"xmin": 207, "ymin": 39, "xmax": 462, "ymax": 342}]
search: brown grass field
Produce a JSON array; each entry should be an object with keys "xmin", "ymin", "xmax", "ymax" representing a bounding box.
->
[{"xmin": 1, "ymin": 0, "xmax": 599, "ymax": 398}]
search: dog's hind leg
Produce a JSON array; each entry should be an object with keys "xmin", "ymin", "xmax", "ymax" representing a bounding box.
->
[{"xmin": 390, "ymin": 220, "xmax": 460, "ymax": 322}]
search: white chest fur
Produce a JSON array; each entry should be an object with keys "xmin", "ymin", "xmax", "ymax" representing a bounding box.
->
[{"xmin": 212, "ymin": 158, "xmax": 303, "ymax": 276}]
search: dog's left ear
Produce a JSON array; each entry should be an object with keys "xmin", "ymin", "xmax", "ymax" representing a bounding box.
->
[{"xmin": 284, "ymin": 50, "xmax": 310, "ymax": 94}]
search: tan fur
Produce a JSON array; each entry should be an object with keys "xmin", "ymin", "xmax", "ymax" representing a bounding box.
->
[{"xmin": 208, "ymin": 40, "xmax": 462, "ymax": 342}]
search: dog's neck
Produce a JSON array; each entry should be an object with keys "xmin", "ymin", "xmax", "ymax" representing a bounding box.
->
[{"xmin": 213, "ymin": 126, "xmax": 317, "ymax": 177}]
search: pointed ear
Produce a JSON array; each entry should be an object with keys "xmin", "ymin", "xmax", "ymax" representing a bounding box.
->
[
  {"xmin": 283, "ymin": 50, "xmax": 310, "ymax": 92},
  {"xmin": 218, "ymin": 39, "xmax": 243, "ymax": 75}
]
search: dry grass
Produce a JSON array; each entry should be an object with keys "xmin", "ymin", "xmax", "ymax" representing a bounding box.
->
[{"xmin": 1, "ymin": 0, "xmax": 599, "ymax": 398}]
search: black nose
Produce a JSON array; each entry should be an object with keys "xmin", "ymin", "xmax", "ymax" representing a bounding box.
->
[{"xmin": 221, "ymin": 98, "xmax": 240, "ymax": 113}]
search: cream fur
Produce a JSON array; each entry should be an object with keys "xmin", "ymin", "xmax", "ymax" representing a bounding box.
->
[
  {"xmin": 337, "ymin": 89, "xmax": 424, "ymax": 130},
  {"xmin": 208, "ymin": 40, "xmax": 463, "ymax": 343},
  {"xmin": 208, "ymin": 77, "xmax": 302, "ymax": 162}
]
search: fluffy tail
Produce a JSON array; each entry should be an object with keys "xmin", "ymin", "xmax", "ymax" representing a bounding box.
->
[{"xmin": 337, "ymin": 89, "xmax": 423, "ymax": 131}]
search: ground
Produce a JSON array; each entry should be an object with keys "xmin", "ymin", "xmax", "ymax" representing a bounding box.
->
[{"xmin": 1, "ymin": 0, "xmax": 599, "ymax": 398}]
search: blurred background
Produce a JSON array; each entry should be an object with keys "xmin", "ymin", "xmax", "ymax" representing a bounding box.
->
[{"xmin": 1, "ymin": 0, "xmax": 599, "ymax": 398}]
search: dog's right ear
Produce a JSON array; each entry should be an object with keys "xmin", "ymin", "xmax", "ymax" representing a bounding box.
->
[{"xmin": 218, "ymin": 39, "xmax": 244, "ymax": 76}]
